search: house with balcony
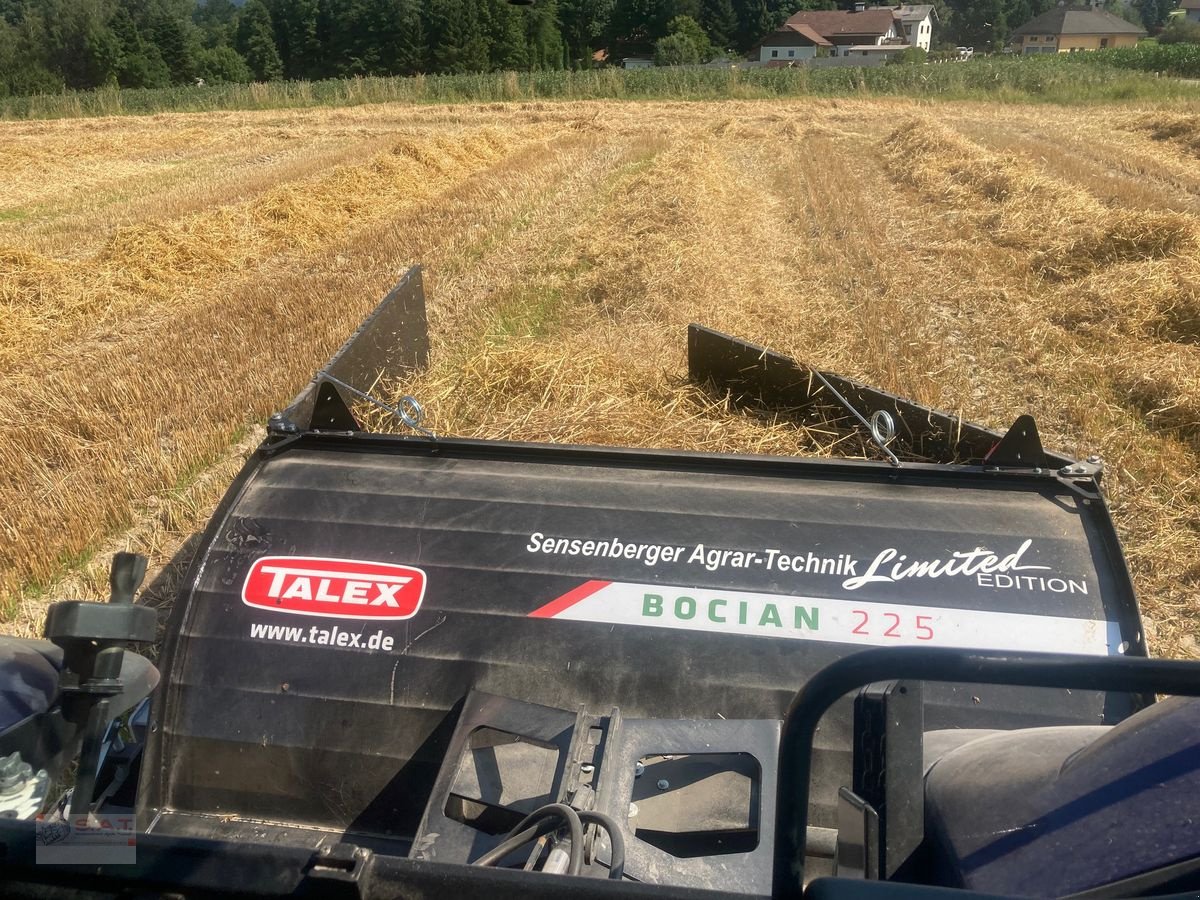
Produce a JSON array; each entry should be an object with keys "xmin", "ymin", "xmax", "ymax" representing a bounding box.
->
[{"xmin": 870, "ymin": 5, "xmax": 937, "ymax": 51}]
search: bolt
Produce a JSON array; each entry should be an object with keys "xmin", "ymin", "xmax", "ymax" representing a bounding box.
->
[
  {"xmin": 634, "ymin": 762, "xmax": 645, "ymax": 778},
  {"xmin": 0, "ymin": 753, "xmax": 31, "ymax": 793},
  {"xmin": 628, "ymin": 803, "xmax": 639, "ymax": 819},
  {"xmin": 656, "ymin": 779, "xmax": 670, "ymax": 791},
  {"xmin": 579, "ymin": 763, "xmax": 594, "ymax": 774},
  {"xmin": 1033, "ymin": 467, "xmax": 1042, "ymax": 475},
  {"xmin": 1087, "ymin": 455, "xmax": 1101, "ymax": 464}
]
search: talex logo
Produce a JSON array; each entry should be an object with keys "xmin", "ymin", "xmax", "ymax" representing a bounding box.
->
[{"xmin": 242, "ymin": 556, "xmax": 426, "ymax": 620}]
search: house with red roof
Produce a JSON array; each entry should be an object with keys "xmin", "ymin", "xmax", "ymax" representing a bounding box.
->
[
  {"xmin": 756, "ymin": 4, "xmax": 908, "ymax": 63},
  {"xmin": 756, "ymin": 23, "xmax": 833, "ymax": 63}
]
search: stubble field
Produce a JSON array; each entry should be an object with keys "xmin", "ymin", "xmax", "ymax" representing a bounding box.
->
[{"xmin": 1, "ymin": 97, "xmax": 1197, "ymax": 657}]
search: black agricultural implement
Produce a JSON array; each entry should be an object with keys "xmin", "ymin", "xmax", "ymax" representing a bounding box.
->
[{"xmin": 2, "ymin": 268, "xmax": 1197, "ymax": 900}]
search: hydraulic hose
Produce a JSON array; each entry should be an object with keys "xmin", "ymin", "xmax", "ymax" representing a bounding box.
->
[
  {"xmin": 471, "ymin": 802, "xmax": 584, "ymax": 876},
  {"xmin": 578, "ymin": 810, "xmax": 625, "ymax": 880}
]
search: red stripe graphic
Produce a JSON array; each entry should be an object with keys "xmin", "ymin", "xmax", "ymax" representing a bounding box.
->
[{"xmin": 528, "ymin": 580, "xmax": 612, "ymax": 618}]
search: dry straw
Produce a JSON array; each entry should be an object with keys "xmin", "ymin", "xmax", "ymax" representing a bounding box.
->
[{"xmin": 1, "ymin": 100, "xmax": 1197, "ymax": 661}]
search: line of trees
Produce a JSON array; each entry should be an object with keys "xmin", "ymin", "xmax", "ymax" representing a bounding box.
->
[
  {"xmin": 0, "ymin": 0, "xmax": 1183, "ymax": 97},
  {"xmin": 0, "ymin": 0, "xmax": 840, "ymax": 94}
]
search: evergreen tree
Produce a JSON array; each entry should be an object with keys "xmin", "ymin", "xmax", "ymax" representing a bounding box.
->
[
  {"xmin": 112, "ymin": 6, "xmax": 172, "ymax": 86},
  {"xmin": 608, "ymin": 0, "xmax": 677, "ymax": 53},
  {"xmin": 461, "ymin": 0, "xmax": 491, "ymax": 70},
  {"xmin": 267, "ymin": 0, "xmax": 321, "ymax": 79},
  {"xmin": 490, "ymin": 0, "xmax": 530, "ymax": 69},
  {"xmin": 526, "ymin": 0, "xmax": 564, "ymax": 66},
  {"xmin": 940, "ymin": 0, "xmax": 1058, "ymax": 48},
  {"xmin": 559, "ymin": 0, "xmax": 613, "ymax": 66},
  {"xmin": 734, "ymin": 0, "xmax": 773, "ymax": 51},
  {"xmin": 944, "ymin": 0, "xmax": 1003, "ymax": 49},
  {"xmin": 193, "ymin": 0, "xmax": 239, "ymax": 48},
  {"xmin": 393, "ymin": 0, "xmax": 426, "ymax": 74},
  {"xmin": 0, "ymin": 19, "xmax": 18, "ymax": 95},
  {"xmin": 700, "ymin": 0, "xmax": 737, "ymax": 51},
  {"xmin": 149, "ymin": 5, "xmax": 198, "ymax": 82},
  {"xmin": 425, "ymin": 0, "xmax": 490, "ymax": 72},
  {"xmin": 672, "ymin": 0, "xmax": 701, "ymax": 25},
  {"xmin": 236, "ymin": 0, "xmax": 283, "ymax": 79},
  {"xmin": 0, "ymin": 0, "xmax": 588, "ymax": 94},
  {"xmin": 1135, "ymin": 0, "xmax": 1175, "ymax": 30}
]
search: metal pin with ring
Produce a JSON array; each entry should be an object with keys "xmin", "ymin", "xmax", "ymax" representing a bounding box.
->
[
  {"xmin": 321, "ymin": 374, "xmax": 436, "ymax": 439},
  {"xmin": 809, "ymin": 370, "xmax": 901, "ymax": 468},
  {"xmin": 869, "ymin": 409, "xmax": 896, "ymax": 446}
]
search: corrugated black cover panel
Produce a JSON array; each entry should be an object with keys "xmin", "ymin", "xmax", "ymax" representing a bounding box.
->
[{"xmin": 139, "ymin": 437, "xmax": 1143, "ymax": 852}]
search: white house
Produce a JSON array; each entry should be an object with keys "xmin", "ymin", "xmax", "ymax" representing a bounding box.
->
[
  {"xmin": 871, "ymin": 5, "xmax": 937, "ymax": 51},
  {"xmin": 758, "ymin": 23, "xmax": 833, "ymax": 63},
  {"xmin": 841, "ymin": 43, "xmax": 913, "ymax": 59},
  {"xmin": 783, "ymin": 6, "xmax": 904, "ymax": 57}
]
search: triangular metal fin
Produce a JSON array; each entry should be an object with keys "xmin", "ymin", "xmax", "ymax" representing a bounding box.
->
[
  {"xmin": 309, "ymin": 379, "xmax": 360, "ymax": 431},
  {"xmin": 984, "ymin": 415, "xmax": 1045, "ymax": 468}
]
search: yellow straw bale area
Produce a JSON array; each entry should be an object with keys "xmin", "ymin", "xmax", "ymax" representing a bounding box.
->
[{"xmin": 0, "ymin": 99, "xmax": 1197, "ymax": 659}]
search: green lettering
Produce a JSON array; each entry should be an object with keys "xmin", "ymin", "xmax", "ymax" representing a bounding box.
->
[
  {"xmin": 759, "ymin": 604, "xmax": 782, "ymax": 628},
  {"xmin": 643, "ymin": 594, "xmax": 663, "ymax": 617},
  {"xmin": 794, "ymin": 606, "xmax": 820, "ymax": 630},
  {"xmin": 676, "ymin": 596, "xmax": 696, "ymax": 620},
  {"xmin": 708, "ymin": 598, "xmax": 727, "ymax": 623}
]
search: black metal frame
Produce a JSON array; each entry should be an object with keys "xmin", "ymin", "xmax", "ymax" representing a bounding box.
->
[
  {"xmin": 248, "ymin": 429, "xmax": 1148, "ymax": 662},
  {"xmin": 687, "ymin": 325, "xmax": 1076, "ymax": 471},
  {"xmin": 272, "ymin": 266, "xmax": 429, "ymax": 433},
  {"xmin": 0, "ymin": 825, "xmax": 744, "ymax": 900},
  {"xmin": 261, "ymin": 429, "xmax": 1091, "ymax": 485},
  {"xmin": 773, "ymin": 647, "xmax": 1200, "ymax": 899},
  {"xmin": 7, "ymin": 648, "xmax": 1200, "ymax": 899}
]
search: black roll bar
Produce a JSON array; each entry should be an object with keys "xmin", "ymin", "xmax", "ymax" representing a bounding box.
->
[{"xmin": 774, "ymin": 647, "xmax": 1200, "ymax": 898}]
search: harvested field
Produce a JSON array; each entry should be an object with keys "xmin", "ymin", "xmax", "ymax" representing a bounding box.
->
[{"xmin": 1, "ymin": 98, "xmax": 1197, "ymax": 660}]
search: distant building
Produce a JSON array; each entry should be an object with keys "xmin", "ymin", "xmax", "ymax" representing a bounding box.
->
[
  {"xmin": 840, "ymin": 43, "xmax": 912, "ymax": 60},
  {"xmin": 869, "ymin": 5, "xmax": 937, "ymax": 51},
  {"xmin": 782, "ymin": 5, "xmax": 906, "ymax": 57},
  {"xmin": 757, "ymin": 23, "xmax": 833, "ymax": 63},
  {"xmin": 1181, "ymin": 0, "xmax": 1200, "ymax": 24},
  {"xmin": 622, "ymin": 57, "xmax": 654, "ymax": 69},
  {"xmin": 1010, "ymin": 6, "xmax": 1145, "ymax": 54}
]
